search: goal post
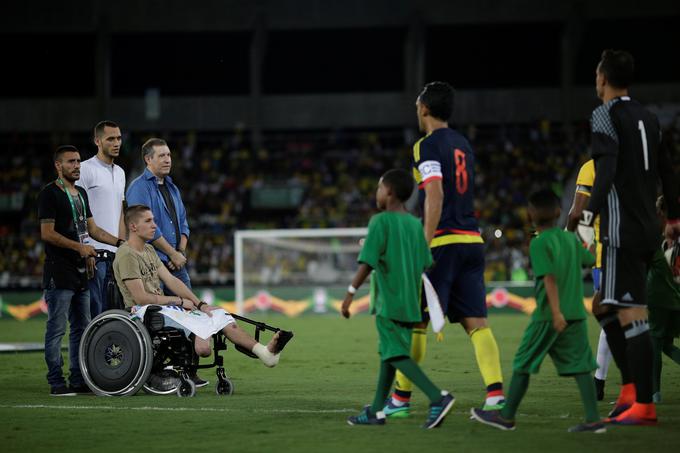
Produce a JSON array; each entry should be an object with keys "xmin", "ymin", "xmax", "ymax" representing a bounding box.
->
[{"xmin": 233, "ymin": 228, "xmax": 368, "ymax": 315}]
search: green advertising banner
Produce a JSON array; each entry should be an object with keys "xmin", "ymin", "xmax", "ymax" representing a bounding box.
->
[{"xmin": 0, "ymin": 282, "xmax": 595, "ymax": 321}]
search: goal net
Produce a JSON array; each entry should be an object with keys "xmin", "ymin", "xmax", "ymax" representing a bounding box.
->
[{"xmin": 233, "ymin": 228, "xmax": 368, "ymax": 315}]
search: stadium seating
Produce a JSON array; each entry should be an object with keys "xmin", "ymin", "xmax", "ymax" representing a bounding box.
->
[{"xmin": 2, "ymin": 121, "xmax": 679, "ymax": 287}]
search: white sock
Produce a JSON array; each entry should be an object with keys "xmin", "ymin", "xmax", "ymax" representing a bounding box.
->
[
  {"xmin": 485, "ymin": 395, "xmax": 505, "ymax": 406},
  {"xmin": 390, "ymin": 396, "xmax": 408, "ymax": 407},
  {"xmin": 595, "ymin": 329, "xmax": 612, "ymax": 380},
  {"xmin": 252, "ymin": 343, "xmax": 280, "ymax": 368}
]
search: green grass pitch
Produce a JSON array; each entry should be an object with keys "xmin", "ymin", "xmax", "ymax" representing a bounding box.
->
[{"xmin": 1, "ymin": 314, "xmax": 679, "ymax": 452}]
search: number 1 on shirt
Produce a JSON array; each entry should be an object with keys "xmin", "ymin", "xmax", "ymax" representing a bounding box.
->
[{"xmin": 638, "ymin": 120, "xmax": 649, "ymax": 171}]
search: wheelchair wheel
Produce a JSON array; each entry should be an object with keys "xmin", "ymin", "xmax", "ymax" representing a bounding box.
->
[
  {"xmin": 79, "ymin": 310, "xmax": 154, "ymax": 397},
  {"xmin": 143, "ymin": 369, "xmax": 180, "ymax": 395},
  {"xmin": 176, "ymin": 377, "xmax": 196, "ymax": 397},
  {"xmin": 216, "ymin": 378, "xmax": 234, "ymax": 396}
]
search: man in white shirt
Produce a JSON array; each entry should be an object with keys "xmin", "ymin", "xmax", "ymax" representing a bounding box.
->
[{"xmin": 76, "ymin": 121, "xmax": 126, "ymax": 317}]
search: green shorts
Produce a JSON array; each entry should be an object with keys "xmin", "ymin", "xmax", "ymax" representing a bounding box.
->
[
  {"xmin": 649, "ymin": 307, "xmax": 680, "ymax": 339},
  {"xmin": 376, "ymin": 316, "xmax": 413, "ymax": 360},
  {"xmin": 513, "ymin": 319, "xmax": 596, "ymax": 376}
]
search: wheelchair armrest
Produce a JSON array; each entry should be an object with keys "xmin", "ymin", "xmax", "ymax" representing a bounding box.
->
[{"xmin": 144, "ymin": 305, "xmax": 166, "ymax": 332}]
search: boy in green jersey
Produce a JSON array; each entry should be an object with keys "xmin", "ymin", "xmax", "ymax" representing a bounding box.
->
[
  {"xmin": 649, "ymin": 196, "xmax": 680, "ymax": 403},
  {"xmin": 342, "ymin": 169, "xmax": 454, "ymax": 429},
  {"xmin": 471, "ymin": 189, "xmax": 604, "ymax": 433}
]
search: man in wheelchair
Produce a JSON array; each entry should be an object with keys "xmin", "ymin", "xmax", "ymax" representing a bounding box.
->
[{"xmin": 78, "ymin": 204, "xmax": 292, "ymax": 397}]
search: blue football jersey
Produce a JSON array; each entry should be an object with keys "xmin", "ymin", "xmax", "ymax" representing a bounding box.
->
[{"xmin": 412, "ymin": 128, "xmax": 482, "ymax": 248}]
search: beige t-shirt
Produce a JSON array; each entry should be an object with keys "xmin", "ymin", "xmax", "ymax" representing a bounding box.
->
[{"xmin": 113, "ymin": 243, "xmax": 164, "ymax": 308}]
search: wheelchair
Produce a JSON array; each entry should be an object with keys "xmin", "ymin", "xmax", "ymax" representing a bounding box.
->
[{"xmin": 78, "ymin": 306, "xmax": 293, "ymax": 397}]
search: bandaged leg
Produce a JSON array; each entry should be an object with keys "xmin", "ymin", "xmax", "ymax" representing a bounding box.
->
[
  {"xmin": 223, "ymin": 323, "xmax": 282, "ymax": 367},
  {"xmin": 252, "ymin": 342, "xmax": 280, "ymax": 368}
]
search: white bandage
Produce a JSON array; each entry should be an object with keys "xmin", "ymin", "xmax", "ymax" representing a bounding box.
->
[
  {"xmin": 347, "ymin": 285, "xmax": 357, "ymax": 295},
  {"xmin": 252, "ymin": 343, "xmax": 280, "ymax": 368}
]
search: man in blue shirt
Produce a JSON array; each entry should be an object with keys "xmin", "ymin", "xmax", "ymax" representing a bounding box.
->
[
  {"xmin": 127, "ymin": 138, "xmax": 207, "ymax": 387},
  {"xmin": 127, "ymin": 138, "xmax": 191, "ymax": 293}
]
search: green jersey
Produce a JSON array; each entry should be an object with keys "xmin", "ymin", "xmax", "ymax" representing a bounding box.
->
[
  {"xmin": 529, "ymin": 227, "xmax": 594, "ymax": 322},
  {"xmin": 647, "ymin": 249, "xmax": 680, "ymax": 310},
  {"xmin": 358, "ymin": 211, "xmax": 432, "ymax": 322}
]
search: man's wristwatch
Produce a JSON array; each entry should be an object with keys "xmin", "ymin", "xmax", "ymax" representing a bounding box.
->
[{"xmin": 197, "ymin": 301, "xmax": 207, "ymax": 310}]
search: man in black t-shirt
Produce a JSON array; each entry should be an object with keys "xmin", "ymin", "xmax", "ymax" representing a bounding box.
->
[
  {"xmin": 38, "ymin": 145, "xmax": 124, "ymax": 396},
  {"xmin": 580, "ymin": 50, "xmax": 680, "ymax": 425}
]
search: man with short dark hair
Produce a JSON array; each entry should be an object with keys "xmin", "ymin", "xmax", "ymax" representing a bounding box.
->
[
  {"xmin": 579, "ymin": 49, "xmax": 680, "ymax": 425},
  {"xmin": 384, "ymin": 82, "xmax": 505, "ymax": 417},
  {"xmin": 76, "ymin": 120, "xmax": 126, "ymax": 316},
  {"xmin": 38, "ymin": 146, "xmax": 125, "ymax": 396}
]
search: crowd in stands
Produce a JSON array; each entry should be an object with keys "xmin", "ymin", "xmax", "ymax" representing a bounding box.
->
[{"xmin": 2, "ymin": 117, "xmax": 679, "ymax": 288}]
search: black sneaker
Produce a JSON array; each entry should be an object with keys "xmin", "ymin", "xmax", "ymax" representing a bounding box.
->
[
  {"xmin": 422, "ymin": 391, "xmax": 456, "ymax": 429},
  {"xmin": 50, "ymin": 386, "xmax": 76, "ymax": 396},
  {"xmin": 470, "ymin": 407, "xmax": 516, "ymax": 431},
  {"xmin": 568, "ymin": 421, "xmax": 607, "ymax": 433},
  {"xmin": 347, "ymin": 405, "xmax": 386, "ymax": 426},
  {"xmin": 607, "ymin": 403, "xmax": 631, "ymax": 418},
  {"xmin": 190, "ymin": 373, "xmax": 209, "ymax": 388},
  {"xmin": 69, "ymin": 384, "xmax": 93, "ymax": 395},
  {"xmin": 594, "ymin": 378, "xmax": 605, "ymax": 401}
]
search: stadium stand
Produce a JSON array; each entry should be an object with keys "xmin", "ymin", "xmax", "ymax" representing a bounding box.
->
[{"xmin": 2, "ymin": 118, "xmax": 679, "ymax": 288}]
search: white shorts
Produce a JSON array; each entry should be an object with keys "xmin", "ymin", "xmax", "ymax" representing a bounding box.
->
[{"xmin": 131, "ymin": 305, "xmax": 236, "ymax": 340}]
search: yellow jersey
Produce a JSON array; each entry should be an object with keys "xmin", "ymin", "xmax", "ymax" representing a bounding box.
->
[{"xmin": 575, "ymin": 159, "xmax": 602, "ymax": 268}]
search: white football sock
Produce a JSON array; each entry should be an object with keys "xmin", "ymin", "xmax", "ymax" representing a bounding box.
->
[
  {"xmin": 390, "ymin": 396, "xmax": 408, "ymax": 407},
  {"xmin": 485, "ymin": 395, "xmax": 505, "ymax": 406}
]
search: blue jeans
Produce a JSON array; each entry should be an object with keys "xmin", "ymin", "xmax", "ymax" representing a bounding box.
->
[
  {"xmin": 88, "ymin": 259, "xmax": 114, "ymax": 318},
  {"xmin": 162, "ymin": 265, "xmax": 192, "ymax": 296},
  {"xmin": 44, "ymin": 288, "xmax": 91, "ymax": 388}
]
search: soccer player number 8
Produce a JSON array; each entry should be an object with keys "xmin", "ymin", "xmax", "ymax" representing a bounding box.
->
[{"xmin": 454, "ymin": 149, "xmax": 468, "ymax": 194}]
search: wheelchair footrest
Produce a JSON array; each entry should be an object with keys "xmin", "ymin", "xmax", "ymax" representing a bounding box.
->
[
  {"xmin": 272, "ymin": 330, "xmax": 294, "ymax": 354},
  {"xmin": 235, "ymin": 344, "xmax": 258, "ymax": 359}
]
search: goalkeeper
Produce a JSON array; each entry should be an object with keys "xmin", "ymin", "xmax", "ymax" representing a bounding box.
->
[
  {"xmin": 471, "ymin": 189, "xmax": 604, "ymax": 433},
  {"xmin": 341, "ymin": 169, "xmax": 455, "ymax": 429}
]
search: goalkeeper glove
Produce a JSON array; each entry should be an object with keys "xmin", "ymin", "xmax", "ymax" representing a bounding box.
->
[{"xmin": 576, "ymin": 210, "xmax": 595, "ymax": 248}]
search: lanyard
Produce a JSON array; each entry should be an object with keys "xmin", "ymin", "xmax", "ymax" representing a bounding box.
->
[{"xmin": 57, "ymin": 178, "xmax": 86, "ymax": 225}]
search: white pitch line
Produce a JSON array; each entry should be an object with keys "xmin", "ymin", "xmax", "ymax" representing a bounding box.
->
[
  {"xmin": 1, "ymin": 404, "xmax": 355, "ymax": 414},
  {"xmin": 5, "ymin": 405, "xmax": 679, "ymax": 422}
]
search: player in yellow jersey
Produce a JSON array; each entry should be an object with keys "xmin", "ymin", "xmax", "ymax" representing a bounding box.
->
[{"xmin": 568, "ymin": 159, "xmax": 611, "ymax": 401}]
